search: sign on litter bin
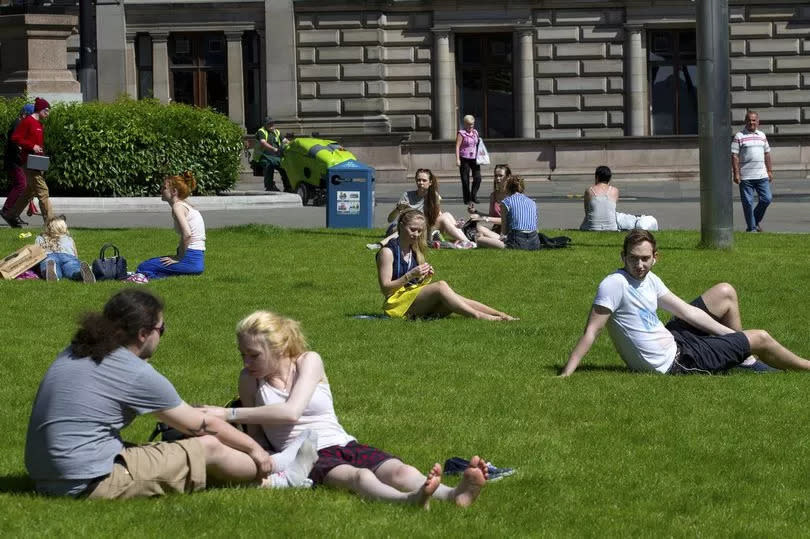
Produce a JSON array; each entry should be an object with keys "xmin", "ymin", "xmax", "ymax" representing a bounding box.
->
[{"xmin": 326, "ymin": 160, "xmax": 375, "ymax": 228}]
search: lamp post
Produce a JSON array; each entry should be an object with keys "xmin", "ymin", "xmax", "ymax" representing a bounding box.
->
[
  {"xmin": 78, "ymin": 0, "xmax": 97, "ymax": 101},
  {"xmin": 697, "ymin": 0, "xmax": 733, "ymax": 248}
]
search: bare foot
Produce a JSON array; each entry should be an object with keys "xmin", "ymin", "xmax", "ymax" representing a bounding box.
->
[
  {"xmin": 408, "ymin": 463, "xmax": 441, "ymax": 509},
  {"xmin": 498, "ymin": 313, "xmax": 519, "ymax": 321},
  {"xmin": 454, "ymin": 455, "xmax": 486, "ymax": 507}
]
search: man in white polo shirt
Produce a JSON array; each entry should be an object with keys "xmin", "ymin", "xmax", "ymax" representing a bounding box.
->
[
  {"xmin": 559, "ymin": 230, "xmax": 810, "ymax": 377},
  {"xmin": 731, "ymin": 111, "xmax": 773, "ymax": 232}
]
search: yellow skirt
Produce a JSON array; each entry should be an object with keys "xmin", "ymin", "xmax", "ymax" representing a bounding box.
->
[{"xmin": 383, "ymin": 279, "xmax": 430, "ymax": 318}]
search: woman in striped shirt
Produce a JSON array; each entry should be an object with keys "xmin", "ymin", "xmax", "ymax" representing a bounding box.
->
[{"xmin": 500, "ymin": 176, "xmax": 540, "ymax": 250}]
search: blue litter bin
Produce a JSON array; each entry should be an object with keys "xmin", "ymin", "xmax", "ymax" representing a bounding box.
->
[{"xmin": 326, "ymin": 160, "xmax": 375, "ymax": 228}]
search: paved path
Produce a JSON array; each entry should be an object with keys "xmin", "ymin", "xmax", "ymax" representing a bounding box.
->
[{"xmin": 3, "ymin": 177, "xmax": 809, "ymax": 232}]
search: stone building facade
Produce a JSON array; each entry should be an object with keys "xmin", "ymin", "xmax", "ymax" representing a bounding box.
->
[{"xmin": 88, "ymin": 0, "xmax": 810, "ymax": 181}]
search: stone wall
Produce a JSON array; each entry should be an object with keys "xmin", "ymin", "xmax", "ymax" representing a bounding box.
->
[
  {"xmin": 729, "ymin": 4, "xmax": 810, "ymax": 135},
  {"xmin": 533, "ymin": 7, "xmax": 626, "ymax": 139},
  {"xmin": 295, "ymin": 10, "xmax": 433, "ymax": 138}
]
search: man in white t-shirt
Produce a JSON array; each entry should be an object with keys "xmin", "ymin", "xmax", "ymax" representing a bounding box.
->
[
  {"xmin": 731, "ymin": 111, "xmax": 773, "ymax": 232},
  {"xmin": 560, "ymin": 230, "xmax": 810, "ymax": 376}
]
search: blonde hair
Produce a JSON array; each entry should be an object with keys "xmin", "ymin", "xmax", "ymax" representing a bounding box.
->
[
  {"xmin": 165, "ymin": 171, "xmax": 197, "ymax": 200},
  {"xmin": 396, "ymin": 209, "xmax": 428, "ymax": 265},
  {"xmin": 236, "ymin": 311, "xmax": 309, "ymax": 360},
  {"xmin": 41, "ymin": 215, "xmax": 70, "ymax": 253},
  {"xmin": 463, "ymin": 114, "xmax": 475, "ymax": 125}
]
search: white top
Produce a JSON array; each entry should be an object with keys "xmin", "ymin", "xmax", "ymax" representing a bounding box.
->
[
  {"xmin": 255, "ymin": 380, "xmax": 355, "ymax": 451},
  {"xmin": 731, "ymin": 129, "xmax": 770, "ymax": 181},
  {"xmin": 593, "ymin": 269, "xmax": 678, "ymax": 373},
  {"xmin": 175, "ymin": 200, "xmax": 206, "ymax": 251}
]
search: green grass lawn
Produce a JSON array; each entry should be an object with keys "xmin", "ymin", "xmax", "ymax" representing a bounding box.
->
[{"xmin": 1, "ymin": 226, "xmax": 809, "ymax": 537}]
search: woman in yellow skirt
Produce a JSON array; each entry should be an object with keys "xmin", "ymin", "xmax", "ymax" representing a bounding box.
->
[{"xmin": 375, "ymin": 209, "xmax": 516, "ymax": 320}]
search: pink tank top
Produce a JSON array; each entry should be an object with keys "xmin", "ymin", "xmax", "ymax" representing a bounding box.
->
[{"xmin": 458, "ymin": 129, "xmax": 479, "ymax": 160}]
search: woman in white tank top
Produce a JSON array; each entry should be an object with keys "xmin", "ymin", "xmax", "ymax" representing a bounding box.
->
[
  {"xmin": 136, "ymin": 171, "xmax": 207, "ymax": 279},
  {"xmin": 202, "ymin": 310, "xmax": 489, "ymax": 509}
]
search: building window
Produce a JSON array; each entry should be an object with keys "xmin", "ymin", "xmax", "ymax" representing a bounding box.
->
[
  {"xmin": 169, "ymin": 33, "xmax": 228, "ymax": 114},
  {"xmin": 456, "ymin": 33, "xmax": 514, "ymax": 138},
  {"xmin": 136, "ymin": 33, "xmax": 153, "ymax": 99},
  {"xmin": 648, "ymin": 30, "xmax": 697, "ymax": 135},
  {"xmin": 243, "ymin": 31, "xmax": 261, "ymax": 133}
]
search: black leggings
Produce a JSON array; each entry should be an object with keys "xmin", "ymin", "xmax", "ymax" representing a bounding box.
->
[{"xmin": 459, "ymin": 158, "xmax": 481, "ymax": 204}]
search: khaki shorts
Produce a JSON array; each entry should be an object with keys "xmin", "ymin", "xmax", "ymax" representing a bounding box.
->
[{"xmin": 87, "ymin": 438, "xmax": 206, "ymax": 499}]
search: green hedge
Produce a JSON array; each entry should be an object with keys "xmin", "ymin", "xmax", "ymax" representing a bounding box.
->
[{"xmin": 0, "ymin": 97, "xmax": 243, "ymax": 196}]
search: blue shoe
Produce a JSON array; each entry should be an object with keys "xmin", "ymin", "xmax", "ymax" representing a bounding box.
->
[
  {"xmin": 485, "ymin": 462, "xmax": 516, "ymax": 482},
  {"xmin": 443, "ymin": 457, "xmax": 516, "ymax": 482},
  {"xmin": 736, "ymin": 360, "xmax": 781, "ymax": 373}
]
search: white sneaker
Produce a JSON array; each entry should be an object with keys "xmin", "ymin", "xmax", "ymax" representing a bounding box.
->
[{"xmin": 365, "ymin": 243, "xmax": 381, "ymax": 251}]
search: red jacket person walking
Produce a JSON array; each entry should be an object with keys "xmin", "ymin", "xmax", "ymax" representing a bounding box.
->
[{"xmin": 8, "ymin": 97, "xmax": 53, "ymax": 223}]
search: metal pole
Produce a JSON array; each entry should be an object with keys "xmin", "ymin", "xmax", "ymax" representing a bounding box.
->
[
  {"xmin": 697, "ymin": 0, "xmax": 733, "ymax": 248},
  {"xmin": 78, "ymin": 0, "xmax": 97, "ymax": 102}
]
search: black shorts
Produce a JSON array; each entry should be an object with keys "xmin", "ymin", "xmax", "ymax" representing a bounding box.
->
[
  {"xmin": 309, "ymin": 441, "xmax": 397, "ymax": 484},
  {"xmin": 665, "ymin": 296, "xmax": 751, "ymax": 374}
]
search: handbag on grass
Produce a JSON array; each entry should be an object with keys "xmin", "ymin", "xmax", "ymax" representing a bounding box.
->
[
  {"xmin": 475, "ymin": 138, "xmax": 490, "ymax": 165},
  {"xmin": 91, "ymin": 243, "xmax": 128, "ymax": 281}
]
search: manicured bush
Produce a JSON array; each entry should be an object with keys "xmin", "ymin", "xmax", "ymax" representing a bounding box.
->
[
  {"xmin": 0, "ymin": 97, "xmax": 243, "ymax": 196},
  {"xmin": 0, "ymin": 95, "xmax": 30, "ymax": 191}
]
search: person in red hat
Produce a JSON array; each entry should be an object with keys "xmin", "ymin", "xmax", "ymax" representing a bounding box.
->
[{"xmin": 5, "ymin": 97, "xmax": 52, "ymax": 224}]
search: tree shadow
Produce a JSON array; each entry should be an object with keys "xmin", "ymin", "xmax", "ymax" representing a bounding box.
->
[
  {"xmin": 0, "ymin": 474, "xmax": 35, "ymax": 494},
  {"xmin": 544, "ymin": 364, "xmax": 629, "ymax": 375}
]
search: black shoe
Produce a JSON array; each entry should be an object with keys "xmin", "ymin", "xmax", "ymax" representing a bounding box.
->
[{"xmin": 1, "ymin": 212, "xmax": 22, "ymax": 228}]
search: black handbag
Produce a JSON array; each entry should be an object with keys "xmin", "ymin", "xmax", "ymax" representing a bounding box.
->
[{"xmin": 91, "ymin": 243, "xmax": 128, "ymax": 281}]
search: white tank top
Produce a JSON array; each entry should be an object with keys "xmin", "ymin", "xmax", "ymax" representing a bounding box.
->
[
  {"xmin": 175, "ymin": 200, "xmax": 206, "ymax": 251},
  {"xmin": 255, "ymin": 380, "xmax": 355, "ymax": 451}
]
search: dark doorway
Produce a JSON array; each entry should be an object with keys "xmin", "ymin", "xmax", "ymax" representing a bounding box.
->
[
  {"xmin": 169, "ymin": 33, "xmax": 228, "ymax": 114},
  {"xmin": 456, "ymin": 33, "xmax": 514, "ymax": 138}
]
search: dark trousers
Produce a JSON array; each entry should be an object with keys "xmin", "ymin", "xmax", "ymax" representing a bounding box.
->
[
  {"xmin": 2, "ymin": 164, "xmax": 26, "ymax": 214},
  {"xmin": 459, "ymin": 158, "xmax": 481, "ymax": 204},
  {"xmin": 262, "ymin": 159, "xmax": 290, "ymax": 192}
]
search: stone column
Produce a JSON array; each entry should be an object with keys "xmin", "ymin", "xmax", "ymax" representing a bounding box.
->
[
  {"xmin": 225, "ymin": 31, "xmax": 245, "ymax": 127},
  {"xmin": 516, "ymin": 29, "xmax": 536, "ymax": 138},
  {"xmin": 151, "ymin": 32, "xmax": 170, "ymax": 104},
  {"xmin": 433, "ymin": 28, "xmax": 455, "ymax": 140},
  {"xmin": 0, "ymin": 13, "xmax": 82, "ymax": 102},
  {"xmin": 124, "ymin": 33, "xmax": 137, "ymax": 98},
  {"xmin": 625, "ymin": 25, "xmax": 647, "ymax": 136},
  {"xmin": 265, "ymin": 0, "xmax": 297, "ymax": 121}
]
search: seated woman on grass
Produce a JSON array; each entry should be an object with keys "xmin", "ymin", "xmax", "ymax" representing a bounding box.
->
[
  {"xmin": 202, "ymin": 310, "xmax": 489, "ymax": 509},
  {"xmin": 137, "ymin": 171, "xmax": 206, "ymax": 279},
  {"xmin": 377, "ymin": 168, "xmax": 473, "ymax": 249},
  {"xmin": 375, "ymin": 209, "xmax": 515, "ymax": 320},
  {"xmin": 36, "ymin": 215, "xmax": 95, "ymax": 283}
]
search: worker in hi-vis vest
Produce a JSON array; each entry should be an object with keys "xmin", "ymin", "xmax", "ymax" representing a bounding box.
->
[{"xmin": 252, "ymin": 116, "xmax": 289, "ymax": 192}]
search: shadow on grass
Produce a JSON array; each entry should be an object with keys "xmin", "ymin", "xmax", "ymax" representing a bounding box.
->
[
  {"xmin": 348, "ymin": 313, "xmax": 391, "ymax": 320},
  {"xmin": 545, "ymin": 364, "xmax": 629, "ymax": 375},
  {"xmin": 0, "ymin": 474, "xmax": 35, "ymax": 494}
]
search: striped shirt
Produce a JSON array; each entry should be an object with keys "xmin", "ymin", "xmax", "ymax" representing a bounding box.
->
[
  {"xmin": 502, "ymin": 193, "xmax": 537, "ymax": 232},
  {"xmin": 731, "ymin": 129, "xmax": 770, "ymax": 181}
]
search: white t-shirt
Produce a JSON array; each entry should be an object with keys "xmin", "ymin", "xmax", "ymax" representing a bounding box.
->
[
  {"xmin": 593, "ymin": 269, "xmax": 678, "ymax": 373},
  {"xmin": 731, "ymin": 129, "xmax": 770, "ymax": 181},
  {"xmin": 256, "ymin": 380, "xmax": 355, "ymax": 452}
]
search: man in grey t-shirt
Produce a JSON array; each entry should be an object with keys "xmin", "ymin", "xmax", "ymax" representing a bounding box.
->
[{"xmin": 25, "ymin": 289, "xmax": 316, "ymax": 499}]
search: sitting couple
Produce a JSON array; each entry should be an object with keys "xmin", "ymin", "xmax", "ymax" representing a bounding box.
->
[
  {"xmin": 26, "ymin": 289, "xmax": 487, "ymax": 508},
  {"xmin": 378, "ymin": 167, "xmax": 541, "ymax": 251}
]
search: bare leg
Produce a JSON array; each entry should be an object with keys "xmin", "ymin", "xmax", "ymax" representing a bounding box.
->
[
  {"xmin": 701, "ymin": 283, "xmax": 758, "ymax": 365},
  {"xmin": 324, "ymin": 463, "xmax": 440, "ymax": 508},
  {"xmin": 474, "ymin": 225, "xmax": 505, "ymax": 249},
  {"xmin": 197, "ymin": 435, "xmax": 260, "ymax": 484},
  {"xmin": 407, "ymin": 280, "xmax": 501, "ymax": 320},
  {"xmin": 462, "ymin": 296, "xmax": 516, "ymax": 320},
  {"xmin": 745, "ymin": 329, "xmax": 810, "ymax": 371},
  {"xmin": 374, "ymin": 456, "xmax": 486, "ymax": 507},
  {"xmin": 435, "ymin": 213, "xmax": 467, "ymax": 242},
  {"xmin": 700, "ymin": 283, "xmax": 742, "ymax": 330}
]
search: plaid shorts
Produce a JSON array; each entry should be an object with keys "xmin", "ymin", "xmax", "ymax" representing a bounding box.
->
[{"xmin": 309, "ymin": 441, "xmax": 397, "ymax": 484}]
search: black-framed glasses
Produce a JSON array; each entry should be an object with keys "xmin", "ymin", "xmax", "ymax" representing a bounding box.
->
[{"xmin": 153, "ymin": 322, "xmax": 165, "ymax": 336}]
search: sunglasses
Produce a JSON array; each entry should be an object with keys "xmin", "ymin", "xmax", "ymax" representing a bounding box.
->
[{"xmin": 153, "ymin": 321, "xmax": 165, "ymax": 336}]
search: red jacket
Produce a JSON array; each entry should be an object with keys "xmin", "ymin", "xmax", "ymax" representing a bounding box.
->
[{"xmin": 10, "ymin": 114, "xmax": 44, "ymax": 163}]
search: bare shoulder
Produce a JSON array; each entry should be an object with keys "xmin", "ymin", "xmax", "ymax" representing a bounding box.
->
[{"xmin": 298, "ymin": 351, "xmax": 324, "ymax": 369}]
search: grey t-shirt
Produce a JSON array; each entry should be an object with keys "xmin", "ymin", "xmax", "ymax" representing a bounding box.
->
[
  {"xmin": 25, "ymin": 346, "xmax": 182, "ymax": 496},
  {"xmin": 35, "ymin": 234, "xmax": 76, "ymax": 255}
]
